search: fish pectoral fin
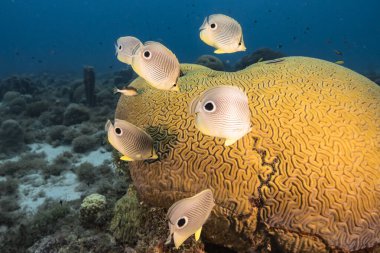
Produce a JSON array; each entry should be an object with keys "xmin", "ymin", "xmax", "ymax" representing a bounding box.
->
[
  {"xmin": 194, "ymin": 226, "xmax": 202, "ymax": 241},
  {"xmin": 120, "ymin": 155, "xmax": 134, "ymax": 161},
  {"xmin": 165, "ymin": 233, "xmax": 172, "ymax": 245},
  {"xmin": 214, "ymin": 49, "xmax": 226, "ymax": 54},
  {"xmin": 173, "ymin": 233, "xmax": 188, "ymax": 249},
  {"xmin": 150, "ymin": 152, "xmax": 158, "ymax": 160},
  {"xmin": 224, "ymin": 138, "xmax": 238, "ymax": 146}
]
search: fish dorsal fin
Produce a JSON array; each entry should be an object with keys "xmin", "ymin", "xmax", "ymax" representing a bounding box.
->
[{"xmin": 194, "ymin": 226, "xmax": 202, "ymax": 241}]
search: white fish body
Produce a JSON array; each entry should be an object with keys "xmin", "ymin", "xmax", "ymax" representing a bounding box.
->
[
  {"xmin": 189, "ymin": 86, "xmax": 251, "ymax": 146},
  {"xmin": 199, "ymin": 14, "xmax": 246, "ymax": 54},
  {"xmin": 131, "ymin": 41, "xmax": 180, "ymax": 91},
  {"xmin": 105, "ymin": 119, "xmax": 158, "ymax": 161},
  {"xmin": 166, "ymin": 189, "xmax": 215, "ymax": 249}
]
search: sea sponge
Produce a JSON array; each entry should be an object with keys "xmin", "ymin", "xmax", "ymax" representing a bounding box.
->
[
  {"xmin": 195, "ymin": 55, "xmax": 224, "ymax": 71},
  {"xmin": 114, "ymin": 57, "xmax": 380, "ymax": 252},
  {"xmin": 0, "ymin": 119, "xmax": 25, "ymax": 155},
  {"xmin": 80, "ymin": 193, "xmax": 107, "ymax": 225},
  {"xmin": 63, "ymin": 103, "xmax": 90, "ymax": 125}
]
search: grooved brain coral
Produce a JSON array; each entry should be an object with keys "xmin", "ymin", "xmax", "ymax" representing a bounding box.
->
[{"xmin": 115, "ymin": 57, "xmax": 380, "ymax": 252}]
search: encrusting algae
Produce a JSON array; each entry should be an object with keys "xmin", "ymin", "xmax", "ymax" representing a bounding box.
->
[{"xmin": 113, "ymin": 57, "xmax": 380, "ymax": 252}]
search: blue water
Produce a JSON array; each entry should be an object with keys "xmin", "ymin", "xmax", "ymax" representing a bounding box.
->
[{"xmin": 0, "ymin": 0, "xmax": 379, "ymax": 77}]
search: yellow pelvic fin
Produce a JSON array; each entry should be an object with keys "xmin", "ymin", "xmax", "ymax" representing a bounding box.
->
[
  {"xmin": 151, "ymin": 153, "xmax": 158, "ymax": 160},
  {"xmin": 120, "ymin": 155, "xmax": 134, "ymax": 161},
  {"xmin": 224, "ymin": 138, "xmax": 238, "ymax": 146},
  {"xmin": 194, "ymin": 226, "xmax": 202, "ymax": 241},
  {"xmin": 214, "ymin": 49, "xmax": 226, "ymax": 54}
]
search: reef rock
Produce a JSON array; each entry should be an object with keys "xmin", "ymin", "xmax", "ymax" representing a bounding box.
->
[
  {"xmin": 195, "ymin": 55, "xmax": 225, "ymax": 71},
  {"xmin": 114, "ymin": 57, "xmax": 380, "ymax": 252},
  {"xmin": 235, "ymin": 47, "xmax": 285, "ymax": 70}
]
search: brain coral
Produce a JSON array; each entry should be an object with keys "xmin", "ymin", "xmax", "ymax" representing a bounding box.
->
[{"xmin": 114, "ymin": 57, "xmax": 380, "ymax": 252}]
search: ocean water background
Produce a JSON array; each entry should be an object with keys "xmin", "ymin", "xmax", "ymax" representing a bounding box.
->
[{"xmin": 0, "ymin": 0, "xmax": 379, "ymax": 77}]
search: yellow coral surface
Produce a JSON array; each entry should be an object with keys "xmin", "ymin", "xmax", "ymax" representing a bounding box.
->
[{"xmin": 115, "ymin": 57, "xmax": 380, "ymax": 252}]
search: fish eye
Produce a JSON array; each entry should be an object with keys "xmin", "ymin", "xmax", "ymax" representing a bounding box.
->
[
  {"xmin": 203, "ymin": 101, "xmax": 215, "ymax": 112},
  {"xmin": 210, "ymin": 23, "xmax": 217, "ymax": 30},
  {"xmin": 118, "ymin": 45, "xmax": 122, "ymax": 50},
  {"xmin": 176, "ymin": 216, "xmax": 188, "ymax": 229},
  {"xmin": 115, "ymin": 127, "xmax": 123, "ymax": 136},
  {"xmin": 143, "ymin": 50, "xmax": 151, "ymax": 59}
]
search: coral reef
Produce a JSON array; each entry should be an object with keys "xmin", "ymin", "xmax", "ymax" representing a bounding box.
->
[
  {"xmin": 195, "ymin": 55, "xmax": 224, "ymax": 71},
  {"xmin": 75, "ymin": 162, "xmax": 97, "ymax": 184},
  {"xmin": 0, "ymin": 119, "xmax": 25, "ymax": 155},
  {"xmin": 1, "ymin": 200, "xmax": 72, "ymax": 252},
  {"xmin": 80, "ymin": 193, "xmax": 107, "ymax": 226},
  {"xmin": 0, "ymin": 152, "xmax": 47, "ymax": 177},
  {"xmin": 114, "ymin": 58, "xmax": 380, "ymax": 252},
  {"xmin": 26, "ymin": 101, "xmax": 49, "ymax": 117},
  {"xmin": 110, "ymin": 186, "xmax": 207, "ymax": 253},
  {"xmin": 72, "ymin": 135, "xmax": 98, "ymax": 153},
  {"xmin": 0, "ymin": 76, "xmax": 38, "ymax": 99},
  {"xmin": 63, "ymin": 103, "xmax": 90, "ymax": 125},
  {"xmin": 235, "ymin": 47, "xmax": 285, "ymax": 70}
]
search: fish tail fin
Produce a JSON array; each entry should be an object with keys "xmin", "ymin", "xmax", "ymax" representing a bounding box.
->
[{"xmin": 113, "ymin": 87, "xmax": 119, "ymax": 94}]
